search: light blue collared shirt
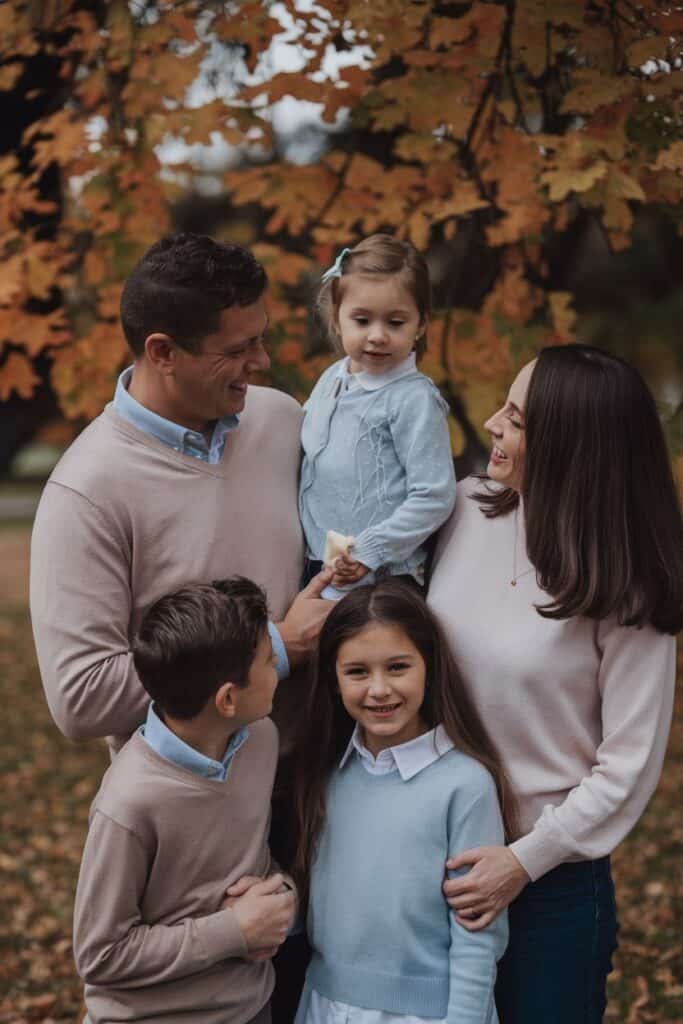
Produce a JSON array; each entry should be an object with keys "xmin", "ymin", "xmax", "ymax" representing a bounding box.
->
[
  {"xmin": 113, "ymin": 365, "xmax": 289, "ymax": 679},
  {"xmin": 140, "ymin": 702, "xmax": 248, "ymax": 781},
  {"xmin": 114, "ymin": 366, "xmax": 238, "ymax": 464}
]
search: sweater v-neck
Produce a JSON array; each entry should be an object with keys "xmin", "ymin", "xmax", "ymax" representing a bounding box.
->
[{"xmin": 103, "ymin": 404, "xmax": 242, "ymax": 480}]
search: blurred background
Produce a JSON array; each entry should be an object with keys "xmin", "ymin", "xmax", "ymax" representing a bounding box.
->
[{"xmin": 0, "ymin": 1, "xmax": 681, "ymax": 1021}]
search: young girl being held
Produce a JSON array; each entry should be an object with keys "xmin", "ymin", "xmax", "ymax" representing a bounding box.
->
[
  {"xmin": 292, "ymin": 580, "xmax": 515, "ymax": 1024},
  {"xmin": 300, "ymin": 235, "xmax": 456, "ymax": 598}
]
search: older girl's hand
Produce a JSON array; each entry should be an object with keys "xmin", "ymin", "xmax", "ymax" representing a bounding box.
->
[{"xmin": 443, "ymin": 846, "xmax": 530, "ymax": 931}]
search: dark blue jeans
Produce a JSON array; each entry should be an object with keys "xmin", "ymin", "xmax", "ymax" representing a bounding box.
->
[{"xmin": 495, "ymin": 858, "xmax": 619, "ymax": 1024}]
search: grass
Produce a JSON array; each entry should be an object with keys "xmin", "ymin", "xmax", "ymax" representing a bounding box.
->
[{"xmin": 0, "ymin": 525, "xmax": 681, "ymax": 1022}]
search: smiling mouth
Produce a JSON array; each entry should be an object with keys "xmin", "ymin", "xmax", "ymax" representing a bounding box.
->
[
  {"xmin": 491, "ymin": 444, "xmax": 507, "ymax": 461},
  {"xmin": 364, "ymin": 351, "xmax": 390, "ymax": 358},
  {"xmin": 363, "ymin": 702, "xmax": 402, "ymax": 715}
]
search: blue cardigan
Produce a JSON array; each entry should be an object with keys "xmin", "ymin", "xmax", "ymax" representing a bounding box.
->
[
  {"xmin": 299, "ymin": 357, "xmax": 456, "ymax": 582},
  {"xmin": 297, "ymin": 747, "xmax": 508, "ymax": 1024}
]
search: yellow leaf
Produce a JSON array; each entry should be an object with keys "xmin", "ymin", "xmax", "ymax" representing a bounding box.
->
[
  {"xmin": 609, "ymin": 168, "xmax": 646, "ymax": 202},
  {"xmin": 0, "ymin": 253, "xmax": 24, "ymax": 305},
  {"xmin": 26, "ymin": 249, "xmax": 59, "ymax": 300},
  {"xmin": 541, "ymin": 160, "xmax": 608, "ymax": 201},
  {"xmin": 0, "ymin": 62, "xmax": 23, "ymax": 91},
  {"xmin": 0, "ymin": 352, "xmax": 40, "ymax": 400},
  {"xmin": 561, "ymin": 70, "xmax": 632, "ymax": 115},
  {"xmin": 652, "ymin": 140, "xmax": 683, "ymax": 172}
]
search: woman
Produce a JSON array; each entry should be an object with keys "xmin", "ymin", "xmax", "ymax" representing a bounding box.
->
[{"xmin": 428, "ymin": 344, "xmax": 682, "ymax": 1023}]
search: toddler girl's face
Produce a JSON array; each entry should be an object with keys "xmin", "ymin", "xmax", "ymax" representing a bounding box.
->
[
  {"xmin": 335, "ymin": 621, "xmax": 428, "ymax": 757},
  {"xmin": 335, "ymin": 274, "xmax": 423, "ymax": 375}
]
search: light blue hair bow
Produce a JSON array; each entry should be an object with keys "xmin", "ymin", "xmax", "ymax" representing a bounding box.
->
[{"xmin": 321, "ymin": 248, "xmax": 351, "ymax": 283}]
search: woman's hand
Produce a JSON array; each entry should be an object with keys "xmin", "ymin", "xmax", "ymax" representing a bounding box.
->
[
  {"xmin": 443, "ymin": 846, "xmax": 530, "ymax": 931},
  {"xmin": 331, "ymin": 552, "xmax": 370, "ymax": 587}
]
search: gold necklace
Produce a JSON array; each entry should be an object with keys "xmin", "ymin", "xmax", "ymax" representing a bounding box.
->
[{"xmin": 511, "ymin": 505, "xmax": 535, "ymax": 587}]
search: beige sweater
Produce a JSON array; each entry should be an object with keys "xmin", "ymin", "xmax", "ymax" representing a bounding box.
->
[
  {"xmin": 30, "ymin": 386, "xmax": 304, "ymax": 751},
  {"xmin": 428, "ymin": 477, "xmax": 676, "ymax": 882},
  {"xmin": 74, "ymin": 720, "xmax": 279, "ymax": 1023}
]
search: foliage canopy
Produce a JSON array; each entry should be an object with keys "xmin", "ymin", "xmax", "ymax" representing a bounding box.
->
[{"xmin": 1, "ymin": 0, "xmax": 682, "ymax": 457}]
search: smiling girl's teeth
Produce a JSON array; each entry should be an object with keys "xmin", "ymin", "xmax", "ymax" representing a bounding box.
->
[{"xmin": 493, "ymin": 445, "xmax": 507, "ymax": 459}]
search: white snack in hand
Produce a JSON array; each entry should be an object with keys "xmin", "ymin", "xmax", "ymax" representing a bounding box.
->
[{"xmin": 323, "ymin": 530, "xmax": 355, "ymax": 566}]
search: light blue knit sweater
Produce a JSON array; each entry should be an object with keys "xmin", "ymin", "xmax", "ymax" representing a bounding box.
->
[{"xmin": 297, "ymin": 747, "xmax": 508, "ymax": 1024}]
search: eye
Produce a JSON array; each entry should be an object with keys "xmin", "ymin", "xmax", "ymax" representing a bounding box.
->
[
  {"xmin": 389, "ymin": 320, "xmax": 406, "ymax": 328},
  {"xmin": 388, "ymin": 661, "xmax": 410, "ymax": 672},
  {"xmin": 352, "ymin": 317, "xmax": 369, "ymax": 326},
  {"xmin": 343, "ymin": 666, "xmax": 368, "ymax": 678}
]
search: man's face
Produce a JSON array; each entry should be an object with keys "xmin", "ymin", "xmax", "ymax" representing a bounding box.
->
[{"xmin": 171, "ymin": 299, "xmax": 270, "ymax": 426}]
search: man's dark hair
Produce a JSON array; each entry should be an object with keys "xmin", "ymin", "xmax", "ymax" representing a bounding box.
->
[
  {"xmin": 132, "ymin": 577, "xmax": 269, "ymax": 720},
  {"xmin": 120, "ymin": 233, "xmax": 268, "ymax": 356}
]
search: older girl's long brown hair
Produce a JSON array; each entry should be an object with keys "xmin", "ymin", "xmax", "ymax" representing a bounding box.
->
[{"xmin": 291, "ymin": 580, "xmax": 518, "ymax": 898}]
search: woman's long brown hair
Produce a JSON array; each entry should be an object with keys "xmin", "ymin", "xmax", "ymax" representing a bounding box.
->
[
  {"xmin": 291, "ymin": 580, "xmax": 518, "ymax": 899},
  {"xmin": 474, "ymin": 344, "xmax": 683, "ymax": 635}
]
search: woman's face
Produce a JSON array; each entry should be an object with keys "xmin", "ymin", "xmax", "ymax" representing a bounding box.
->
[{"xmin": 484, "ymin": 360, "xmax": 535, "ymax": 492}]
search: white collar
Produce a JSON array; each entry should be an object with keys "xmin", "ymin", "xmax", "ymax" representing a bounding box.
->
[
  {"xmin": 339, "ymin": 723, "xmax": 454, "ymax": 780},
  {"xmin": 340, "ymin": 352, "xmax": 418, "ymax": 393}
]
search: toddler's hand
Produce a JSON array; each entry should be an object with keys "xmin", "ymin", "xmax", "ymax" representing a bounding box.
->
[{"xmin": 331, "ymin": 552, "xmax": 370, "ymax": 587}]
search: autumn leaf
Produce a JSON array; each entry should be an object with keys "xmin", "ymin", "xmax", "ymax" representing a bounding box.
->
[{"xmin": 0, "ymin": 351, "xmax": 40, "ymax": 400}]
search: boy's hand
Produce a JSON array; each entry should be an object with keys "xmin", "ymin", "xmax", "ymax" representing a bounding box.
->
[
  {"xmin": 331, "ymin": 552, "xmax": 370, "ymax": 587},
  {"xmin": 275, "ymin": 569, "xmax": 335, "ymax": 668},
  {"xmin": 226, "ymin": 873, "xmax": 296, "ymax": 953}
]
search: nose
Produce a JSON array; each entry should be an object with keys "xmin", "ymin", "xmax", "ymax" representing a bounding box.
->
[
  {"xmin": 366, "ymin": 321, "xmax": 388, "ymax": 345},
  {"xmin": 246, "ymin": 338, "xmax": 271, "ymax": 372},
  {"xmin": 484, "ymin": 407, "xmax": 504, "ymax": 435},
  {"xmin": 367, "ymin": 672, "xmax": 392, "ymax": 699}
]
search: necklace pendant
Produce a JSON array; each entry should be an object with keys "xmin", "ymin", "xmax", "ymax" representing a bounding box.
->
[{"xmin": 510, "ymin": 578, "xmax": 517, "ymax": 586}]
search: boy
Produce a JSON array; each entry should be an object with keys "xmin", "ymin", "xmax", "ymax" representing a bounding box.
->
[{"xmin": 73, "ymin": 578, "xmax": 297, "ymax": 1024}]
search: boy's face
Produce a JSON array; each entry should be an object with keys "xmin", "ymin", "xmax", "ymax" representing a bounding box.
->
[{"xmin": 231, "ymin": 629, "xmax": 279, "ymax": 724}]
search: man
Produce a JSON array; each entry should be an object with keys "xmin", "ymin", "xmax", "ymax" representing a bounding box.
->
[{"xmin": 30, "ymin": 232, "xmax": 329, "ymax": 1019}]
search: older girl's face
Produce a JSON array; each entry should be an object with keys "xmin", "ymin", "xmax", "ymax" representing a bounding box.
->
[{"xmin": 484, "ymin": 360, "xmax": 536, "ymax": 492}]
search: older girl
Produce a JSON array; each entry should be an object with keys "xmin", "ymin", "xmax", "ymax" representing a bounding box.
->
[
  {"xmin": 292, "ymin": 581, "xmax": 515, "ymax": 1024},
  {"xmin": 428, "ymin": 344, "xmax": 682, "ymax": 1023}
]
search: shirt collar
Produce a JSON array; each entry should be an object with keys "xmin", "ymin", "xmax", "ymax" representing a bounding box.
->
[
  {"xmin": 114, "ymin": 366, "xmax": 238, "ymax": 463},
  {"xmin": 140, "ymin": 702, "xmax": 249, "ymax": 781},
  {"xmin": 339, "ymin": 723, "xmax": 454, "ymax": 780},
  {"xmin": 340, "ymin": 352, "xmax": 418, "ymax": 393}
]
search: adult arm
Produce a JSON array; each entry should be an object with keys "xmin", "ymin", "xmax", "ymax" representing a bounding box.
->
[
  {"xmin": 73, "ymin": 810, "xmax": 247, "ymax": 987},
  {"xmin": 445, "ymin": 622, "xmax": 676, "ymax": 925},
  {"xmin": 446, "ymin": 776, "xmax": 509, "ymax": 1024},
  {"xmin": 30, "ymin": 483, "xmax": 311, "ymax": 741},
  {"xmin": 30, "ymin": 483, "xmax": 147, "ymax": 742},
  {"xmin": 509, "ymin": 621, "xmax": 676, "ymax": 880},
  {"xmin": 351, "ymin": 386, "xmax": 456, "ymax": 571}
]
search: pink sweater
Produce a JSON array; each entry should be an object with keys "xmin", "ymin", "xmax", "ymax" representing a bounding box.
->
[
  {"xmin": 428, "ymin": 477, "xmax": 676, "ymax": 881},
  {"xmin": 30, "ymin": 386, "xmax": 304, "ymax": 752}
]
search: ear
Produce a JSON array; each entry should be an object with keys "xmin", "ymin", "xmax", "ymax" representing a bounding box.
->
[
  {"xmin": 144, "ymin": 333, "xmax": 178, "ymax": 375},
  {"xmin": 214, "ymin": 681, "xmax": 238, "ymax": 719}
]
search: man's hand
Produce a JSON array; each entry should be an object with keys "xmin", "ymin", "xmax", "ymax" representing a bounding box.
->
[
  {"xmin": 331, "ymin": 552, "xmax": 370, "ymax": 588},
  {"xmin": 224, "ymin": 873, "xmax": 296, "ymax": 953},
  {"xmin": 275, "ymin": 568, "xmax": 335, "ymax": 668},
  {"xmin": 443, "ymin": 846, "xmax": 529, "ymax": 931}
]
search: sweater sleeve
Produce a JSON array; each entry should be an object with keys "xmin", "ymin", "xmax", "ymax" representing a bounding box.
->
[
  {"xmin": 351, "ymin": 386, "xmax": 457, "ymax": 571},
  {"xmin": 74, "ymin": 810, "xmax": 247, "ymax": 987},
  {"xmin": 509, "ymin": 621, "xmax": 676, "ymax": 881},
  {"xmin": 446, "ymin": 777, "xmax": 508, "ymax": 1024},
  {"xmin": 30, "ymin": 482, "xmax": 148, "ymax": 742}
]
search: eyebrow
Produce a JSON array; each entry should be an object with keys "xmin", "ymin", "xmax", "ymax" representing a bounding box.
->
[
  {"xmin": 348, "ymin": 307, "xmax": 412, "ymax": 316},
  {"xmin": 338, "ymin": 652, "xmax": 416, "ymax": 666}
]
